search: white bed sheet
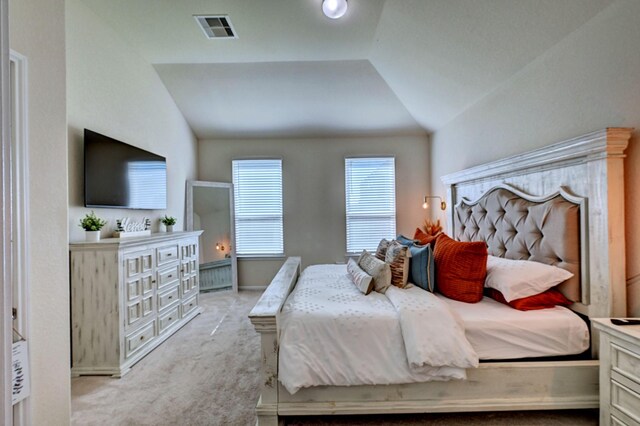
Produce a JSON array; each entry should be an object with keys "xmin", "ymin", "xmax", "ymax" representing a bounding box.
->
[{"xmin": 436, "ymin": 294, "xmax": 590, "ymax": 360}]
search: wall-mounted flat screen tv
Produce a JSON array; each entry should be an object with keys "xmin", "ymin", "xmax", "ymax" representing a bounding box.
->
[{"xmin": 84, "ymin": 129, "xmax": 167, "ymax": 209}]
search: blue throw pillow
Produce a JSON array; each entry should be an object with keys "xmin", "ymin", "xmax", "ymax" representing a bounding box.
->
[
  {"xmin": 395, "ymin": 235, "xmax": 435, "ymax": 292},
  {"xmin": 396, "ymin": 235, "xmax": 417, "ymax": 247},
  {"xmin": 409, "ymin": 244, "xmax": 436, "ymax": 292}
]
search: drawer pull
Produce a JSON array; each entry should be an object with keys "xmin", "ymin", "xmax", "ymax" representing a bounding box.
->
[
  {"xmin": 168, "ymin": 274, "xmax": 173, "ymax": 278},
  {"xmin": 168, "ymin": 317, "xmax": 173, "ymax": 321},
  {"xmin": 152, "ymin": 280, "xmax": 156, "ymax": 284},
  {"xmin": 189, "ymin": 303, "xmax": 194, "ymax": 307},
  {"xmin": 140, "ymin": 336, "xmax": 145, "ymax": 341},
  {"xmin": 168, "ymin": 296, "xmax": 173, "ymax": 299},
  {"xmin": 168, "ymin": 253, "xmax": 173, "ymax": 256}
]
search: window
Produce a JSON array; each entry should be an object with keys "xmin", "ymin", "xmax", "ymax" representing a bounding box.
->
[
  {"xmin": 345, "ymin": 157, "xmax": 396, "ymax": 253},
  {"xmin": 232, "ymin": 159, "xmax": 284, "ymax": 256}
]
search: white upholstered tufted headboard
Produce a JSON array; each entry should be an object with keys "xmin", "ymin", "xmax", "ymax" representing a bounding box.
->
[
  {"xmin": 441, "ymin": 128, "xmax": 632, "ymax": 318},
  {"xmin": 454, "ymin": 184, "xmax": 586, "ymax": 304}
]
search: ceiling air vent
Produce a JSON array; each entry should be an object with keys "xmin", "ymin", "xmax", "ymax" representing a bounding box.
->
[{"xmin": 195, "ymin": 15, "xmax": 237, "ymax": 39}]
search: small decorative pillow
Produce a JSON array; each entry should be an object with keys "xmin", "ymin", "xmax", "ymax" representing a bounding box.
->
[
  {"xmin": 385, "ymin": 241, "xmax": 411, "ymax": 288},
  {"xmin": 407, "ymin": 243, "xmax": 435, "ymax": 292},
  {"xmin": 485, "ymin": 256, "xmax": 574, "ymax": 302},
  {"xmin": 414, "ymin": 228, "xmax": 438, "ymax": 246},
  {"xmin": 395, "ymin": 234, "xmax": 417, "ymax": 246},
  {"xmin": 434, "ymin": 233, "xmax": 487, "ymax": 303},
  {"xmin": 375, "ymin": 239, "xmax": 392, "ymax": 261},
  {"xmin": 347, "ymin": 258, "xmax": 374, "ymax": 295},
  {"xmin": 484, "ymin": 287, "xmax": 573, "ymax": 311},
  {"xmin": 358, "ymin": 250, "xmax": 392, "ymax": 294}
]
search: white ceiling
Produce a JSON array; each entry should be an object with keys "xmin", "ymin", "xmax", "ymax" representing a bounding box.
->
[{"xmin": 80, "ymin": 0, "xmax": 615, "ymax": 139}]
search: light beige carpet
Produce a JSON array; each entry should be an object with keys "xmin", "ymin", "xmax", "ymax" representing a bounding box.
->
[{"xmin": 71, "ymin": 290, "xmax": 598, "ymax": 426}]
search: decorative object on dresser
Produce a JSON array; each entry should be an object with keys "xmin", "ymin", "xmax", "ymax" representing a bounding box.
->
[
  {"xmin": 160, "ymin": 215, "xmax": 177, "ymax": 233},
  {"xmin": 114, "ymin": 217, "xmax": 152, "ymax": 238},
  {"xmin": 78, "ymin": 211, "xmax": 107, "ymax": 242},
  {"xmin": 593, "ymin": 319, "xmax": 640, "ymax": 426},
  {"xmin": 70, "ymin": 231, "xmax": 203, "ymax": 377}
]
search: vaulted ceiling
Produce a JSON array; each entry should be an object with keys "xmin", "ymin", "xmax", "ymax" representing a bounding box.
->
[{"xmin": 80, "ymin": 0, "xmax": 614, "ymax": 139}]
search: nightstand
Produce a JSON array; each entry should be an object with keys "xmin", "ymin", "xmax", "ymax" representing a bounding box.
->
[{"xmin": 592, "ymin": 319, "xmax": 640, "ymax": 426}]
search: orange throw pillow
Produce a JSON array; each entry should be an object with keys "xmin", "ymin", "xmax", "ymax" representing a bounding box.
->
[
  {"xmin": 414, "ymin": 228, "xmax": 437, "ymax": 246},
  {"xmin": 484, "ymin": 287, "xmax": 573, "ymax": 311},
  {"xmin": 434, "ymin": 234, "xmax": 487, "ymax": 303}
]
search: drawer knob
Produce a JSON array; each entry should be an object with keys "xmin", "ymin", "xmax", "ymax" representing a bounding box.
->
[
  {"xmin": 152, "ymin": 280, "xmax": 156, "ymax": 284},
  {"xmin": 189, "ymin": 303, "xmax": 194, "ymax": 307},
  {"xmin": 140, "ymin": 336, "xmax": 144, "ymax": 341},
  {"xmin": 169, "ymin": 317, "xmax": 172, "ymax": 321},
  {"xmin": 168, "ymin": 296, "xmax": 173, "ymax": 299},
  {"xmin": 168, "ymin": 253, "xmax": 173, "ymax": 256},
  {"xmin": 168, "ymin": 274, "xmax": 172, "ymax": 278}
]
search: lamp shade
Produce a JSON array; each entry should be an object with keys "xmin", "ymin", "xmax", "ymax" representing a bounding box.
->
[{"xmin": 322, "ymin": 0, "xmax": 348, "ymax": 19}]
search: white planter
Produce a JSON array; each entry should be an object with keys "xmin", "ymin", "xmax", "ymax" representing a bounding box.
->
[
  {"xmin": 85, "ymin": 230, "xmax": 100, "ymax": 242},
  {"xmin": 166, "ymin": 225, "xmax": 174, "ymax": 233}
]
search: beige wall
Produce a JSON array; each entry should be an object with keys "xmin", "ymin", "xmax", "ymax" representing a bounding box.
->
[
  {"xmin": 66, "ymin": 0, "xmax": 197, "ymax": 242},
  {"xmin": 199, "ymin": 134, "xmax": 429, "ymax": 288},
  {"xmin": 430, "ymin": 0, "xmax": 640, "ymax": 316},
  {"xmin": 9, "ymin": 0, "xmax": 70, "ymax": 423}
]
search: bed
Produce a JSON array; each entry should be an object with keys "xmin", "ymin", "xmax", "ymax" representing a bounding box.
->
[{"xmin": 249, "ymin": 128, "xmax": 632, "ymax": 426}]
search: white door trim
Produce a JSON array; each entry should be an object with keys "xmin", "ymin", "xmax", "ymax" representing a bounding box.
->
[
  {"xmin": 10, "ymin": 49, "xmax": 29, "ymax": 426},
  {"xmin": 0, "ymin": 0, "xmax": 13, "ymax": 423}
]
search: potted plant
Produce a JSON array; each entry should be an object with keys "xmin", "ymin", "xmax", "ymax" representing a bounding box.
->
[
  {"xmin": 161, "ymin": 215, "xmax": 177, "ymax": 232},
  {"xmin": 79, "ymin": 211, "xmax": 107, "ymax": 242}
]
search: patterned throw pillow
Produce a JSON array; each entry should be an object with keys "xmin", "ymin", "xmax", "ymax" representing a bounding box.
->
[
  {"xmin": 358, "ymin": 250, "xmax": 392, "ymax": 294},
  {"xmin": 434, "ymin": 233, "xmax": 487, "ymax": 303},
  {"xmin": 385, "ymin": 241, "xmax": 411, "ymax": 288},
  {"xmin": 375, "ymin": 239, "xmax": 392, "ymax": 261},
  {"xmin": 347, "ymin": 258, "xmax": 374, "ymax": 295}
]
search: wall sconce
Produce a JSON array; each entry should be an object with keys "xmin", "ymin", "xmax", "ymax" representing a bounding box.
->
[
  {"xmin": 216, "ymin": 242, "xmax": 225, "ymax": 251},
  {"xmin": 422, "ymin": 196, "xmax": 447, "ymax": 210}
]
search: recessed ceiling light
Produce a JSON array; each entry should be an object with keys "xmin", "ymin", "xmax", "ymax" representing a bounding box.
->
[{"xmin": 322, "ymin": 0, "xmax": 348, "ymax": 19}]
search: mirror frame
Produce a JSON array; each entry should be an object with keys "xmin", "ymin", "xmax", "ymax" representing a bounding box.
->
[{"xmin": 186, "ymin": 180, "xmax": 238, "ymax": 292}]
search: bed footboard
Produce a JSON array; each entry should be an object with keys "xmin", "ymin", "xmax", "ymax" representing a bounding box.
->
[{"xmin": 249, "ymin": 257, "xmax": 301, "ymax": 426}]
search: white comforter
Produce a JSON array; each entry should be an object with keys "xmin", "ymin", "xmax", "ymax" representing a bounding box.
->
[{"xmin": 278, "ymin": 264, "xmax": 478, "ymax": 394}]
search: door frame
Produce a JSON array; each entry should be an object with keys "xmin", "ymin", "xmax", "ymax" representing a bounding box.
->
[
  {"xmin": 10, "ymin": 49, "xmax": 29, "ymax": 425},
  {"xmin": 1, "ymin": 0, "xmax": 14, "ymax": 423}
]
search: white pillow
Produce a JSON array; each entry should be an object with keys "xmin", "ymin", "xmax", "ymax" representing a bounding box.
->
[
  {"xmin": 347, "ymin": 258, "xmax": 374, "ymax": 295},
  {"xmin": 485, "ymin": 255, "xmax": 573, "ymax": 302}
]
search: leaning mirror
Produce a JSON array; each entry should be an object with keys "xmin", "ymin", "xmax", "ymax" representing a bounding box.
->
[{"xmin": 186, "ymin": 181, "xmax": 238, "ymax": 292}]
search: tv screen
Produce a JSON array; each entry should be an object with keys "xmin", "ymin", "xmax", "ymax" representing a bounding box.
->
[{"xmin": 84, "ymin": 129, "xmax": 167, "ymax": 209}]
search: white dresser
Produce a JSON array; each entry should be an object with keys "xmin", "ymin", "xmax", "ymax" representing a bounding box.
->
[
  {"xmin": 70, "ymin": 231, "xmax": 203, "ymax": 377},
  {"xmin": 593, "ymin": 319, "xmax": 640, "ymax": 426}
]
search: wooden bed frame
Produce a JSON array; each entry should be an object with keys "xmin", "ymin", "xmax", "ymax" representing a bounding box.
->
[{"xmin": 249, "ymin": 128, "xmax": 633, "ymax": 425}]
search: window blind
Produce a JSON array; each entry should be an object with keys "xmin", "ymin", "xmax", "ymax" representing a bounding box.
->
[
  {"xmin": 232, "ymin": 159, "xmax": 284, "ymax": 256},
  {"xmin": 345, "ymin": 157, "xmax": 396, "ymax": 253}
]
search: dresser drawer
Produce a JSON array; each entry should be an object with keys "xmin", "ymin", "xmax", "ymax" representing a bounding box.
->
[
  {"xmin": 612, "ymin": 343, "xmax": 640, "ymax": 387},
  {"xmin": 158, "ymin": 284, "xmax": 180, "ymax": 312},
  {"xmin": 125, "ymin": 321, "xmax": 156, "ymax": 359},
  {"xmin": 181, "ymin": 275, "xmax": 198, "ymax": 297},
  {"xmin": 157, "ymin": 265, "xmax": 180, "ymax": 289},
  {"xmin": 158, "ymin": 305, "xmax": 180, "ymax": 334},
  {"xmin": 182, "ymin": 294, "xmax": 198, "ymax": 317},
  {"xmin": 611, "ymin": 379, "xmax": 640, "ymax": 424},
  {"xmin": 157, "ymin": 245, "xmax": 179, "ymax": 266},
  {"xmin": 126, "ymin": 295, "xmax": 154, "ymax": 328}
]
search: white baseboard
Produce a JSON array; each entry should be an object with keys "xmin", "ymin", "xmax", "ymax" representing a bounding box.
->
[{"xmin": 240, "ymin": 286, "xmax": 268, "ymax": 291}]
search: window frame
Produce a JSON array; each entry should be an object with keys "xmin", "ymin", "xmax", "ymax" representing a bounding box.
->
[
  {"xmin": 344, "ymin": 156, "xmax": 397, "ymax": 254},
  {"xmin": 232, "ymin": 158, "xmax": 284, "ymax": 257}
]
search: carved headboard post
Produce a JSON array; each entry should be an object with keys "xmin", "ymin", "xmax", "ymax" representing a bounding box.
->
[{"xmin": 441, "ymin": 128, "xmax": 632, "ymax": 319}]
